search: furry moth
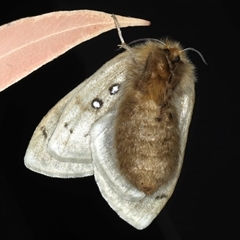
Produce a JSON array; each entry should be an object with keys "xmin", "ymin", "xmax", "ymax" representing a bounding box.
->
[{"xmin": 24, "ymin": 15, "xmax": 200, "ymax": 229}]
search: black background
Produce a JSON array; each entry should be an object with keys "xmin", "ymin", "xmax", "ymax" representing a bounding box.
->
[{"xmin": 1, "ymin": 1, "xmax": 239, "ymax": 239}]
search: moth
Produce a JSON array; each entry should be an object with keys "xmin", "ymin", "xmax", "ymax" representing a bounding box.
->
[{"xmin": 24, "ymin": 16, "xmax": 203, "ymax": 229}]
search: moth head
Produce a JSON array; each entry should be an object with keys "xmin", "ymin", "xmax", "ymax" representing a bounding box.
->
[
  {"xmin": 129, "ymin": 40, "xmax": 191, "ymax": 104},
  {"xmin": 161, "ymin": 38, "xmax": 206, "ymax": 63}
]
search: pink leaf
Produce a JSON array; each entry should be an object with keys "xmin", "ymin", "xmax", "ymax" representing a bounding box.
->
[{"xmin": 0, "ymin": 10, "xmax": 150, "ymax": 91}]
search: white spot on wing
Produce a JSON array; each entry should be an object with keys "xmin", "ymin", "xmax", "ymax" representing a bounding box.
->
[
  {"xmin": 92, "ymin": 98, "xmax": 103, "ymax": 109},
  {"xmin": 109, "ymin": 84, "xmax": 120, "ymax": 95}
]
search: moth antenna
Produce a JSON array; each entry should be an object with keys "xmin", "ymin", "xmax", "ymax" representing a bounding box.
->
[
  {"xmin": 182, "ymin": 47, "xmax": 208, "ymax": 65},
  {"xmin": 111, "ymin": 14, "xmax": 134, "ymax": 56},
  {"xmin": 129, "ymin": 38, "xmax": 166, "ymax": 46}
]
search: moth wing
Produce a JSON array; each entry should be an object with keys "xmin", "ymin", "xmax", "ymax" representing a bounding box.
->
[
  {"xmin": 24, "ymin": 86, "xmax": 93, "ymax": 177},
  {"xmin": 24, "ymin": 51, "xmax": 129, "ymax": 178},
  {"xmin": 90, "ymin": 82, "xmax": 195, "ymax": 229}
]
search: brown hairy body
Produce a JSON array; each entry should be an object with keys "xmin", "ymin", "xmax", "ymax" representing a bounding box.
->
[{"xmin": 115, "ymin": 40, "xmax": 192, "ymax": 195}]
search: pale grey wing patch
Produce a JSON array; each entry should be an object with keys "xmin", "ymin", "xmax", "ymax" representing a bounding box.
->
[
  {"xmin": 24, "ymin": 85, "xmax": 94, "ymax": 178},
  {"xmin": 94, "ymin": 163, "xmax": 170, "ymax": 230},
  {"xmin": 47, "ymin": 52, "xmax": 129, "ymax": 164},
  {"xmin": 25, "ymin": 51, "xmax": 130, "ymax": 177}
]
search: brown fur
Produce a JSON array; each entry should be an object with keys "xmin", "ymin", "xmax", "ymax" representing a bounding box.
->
[{"xmin": 115, "ymin": 40, "xmax": 193, "ymax": 195}]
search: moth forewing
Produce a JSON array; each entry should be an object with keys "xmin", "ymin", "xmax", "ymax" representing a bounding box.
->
[
  {"xmin": 24, "ymin": 51, "xmax": 130, "ymax": 177},
  {"xmin": 24, "ymin": 83, "xmax": 94, "ymax": 178},
  {"xmin": 46, "ymin": 53, "xmax": 129, "ymax": 163}
]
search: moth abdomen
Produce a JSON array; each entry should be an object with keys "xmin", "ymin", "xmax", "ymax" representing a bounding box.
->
[{"xmin": 115, "ymin": 99, "xmax": 180, "ymax": 195}]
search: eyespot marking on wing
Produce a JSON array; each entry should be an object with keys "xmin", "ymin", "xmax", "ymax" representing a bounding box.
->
[
  {"xmin": 91, "ymin": 98, "xmax": 103, "ymax": 109},
  {"xmin": 109, "ymin": 83, "xmax": 120, "ymax": 95}
]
